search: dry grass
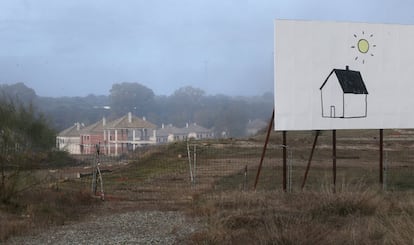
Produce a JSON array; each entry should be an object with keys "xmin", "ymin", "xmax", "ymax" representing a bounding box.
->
[
  {"xmin": 0, "ymin": 186, "xmax": 99, "ymax": 242},
  {"xmin": 189, "ymin": 184, "xmax": 414, "ymax": 244},
  {"xmin": 2, "ymin": 134, "xmax": 414, "ymax": 243}
]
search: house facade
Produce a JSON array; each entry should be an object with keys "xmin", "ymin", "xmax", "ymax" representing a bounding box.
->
[
  {"xmin": 156, "ymin": 123, "xmax": 214, "ymax": 143},
  {"xmin": 103, "ymin": 112, "xmax": 157, "ymax": 155},
  {"xmin": 56, "ymin": 123, "xmax": 84, "ymax": 154},
  {"xmin": 184, "ymin": 123, "xmax": 214, "ymax": 139},
  {"xmin": 56, "ymin": 114, "xmax": 216, "ymax": 156},
  {"xmin": 156, "ymin": 124, "xmax": 183, "ymax": 143},
  {"xmin": 80, "ymin": 118, "xmax": 106, "ymax": 154}
]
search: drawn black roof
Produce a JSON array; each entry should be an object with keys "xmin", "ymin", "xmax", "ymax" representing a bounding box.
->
[{"xmin": 320, "ymin": 67, "xmax": 368, "ymax": 94}]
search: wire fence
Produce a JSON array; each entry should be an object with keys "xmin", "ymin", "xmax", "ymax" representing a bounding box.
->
[
  {"xmin": 70, "ymin": 132, "xmax": 413, "ymax": 200},
  {"xmin": 185, "ymin": 134, "xmax": 412, "ymax": 192}
]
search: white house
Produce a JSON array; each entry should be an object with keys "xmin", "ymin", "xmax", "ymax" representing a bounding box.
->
[
  {"xmin": 56, "ymin": 122, "xmax": 84, "ymax": 154},
  {"xmin": 156, "ymin": 123, "xmax": 215, "ymax": 143},
  {"xmin": 320, "ymin": 66, "xmax": 368, "ymax": 118}
]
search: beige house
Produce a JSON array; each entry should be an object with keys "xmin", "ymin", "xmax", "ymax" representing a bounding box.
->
[
  {"xmin": 156, "ymin": 123, "xmax": 214, "ymax": 143},
  {"xmin": 103, "ymin": 112, "xmax": 157, "ymax": 155},
  {"xmin": 184, "ymin": 123, "xmax": 214, "ymax": 139},
  {"xmin": 156, "ymin": 124, "xmax": 186, "ymax": 143},
  {"xmin": 56, "ymin": 122, "xmax": 84, "ymax": 154}
]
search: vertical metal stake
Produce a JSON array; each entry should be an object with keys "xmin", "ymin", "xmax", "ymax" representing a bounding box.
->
[
  {"xmin": 243, "ymin": 165, "xmax": 248, "ymax": 191},
  {"xmin": 288, "ymin": 148, "xmax": 293, "ymax": 193},
  {"xmin": 194, "ymin": 144, "xmax": 197, "ymax": 186},
  {"xmin": 283, "ymin": 131, "xmax": 287, "ymax": 192},
  {"xmin": 187, "ymin": 141, "xmax": 194, "ymax": 185},
  {"xmin": 383, "ymin": 151, "xmax": 388, "ymax": 191},
  {"xmin": 379, "ymin": 129, "xmax": 384, "ymax": 185},
  {"xmin": 332, "ymin": 130, "xmax": 336, "ymax": 193}
]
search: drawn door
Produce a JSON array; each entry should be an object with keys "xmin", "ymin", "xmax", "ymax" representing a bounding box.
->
[{"xmin": 330, "ymin": 105, "xmax": 336, "ymax": 118}]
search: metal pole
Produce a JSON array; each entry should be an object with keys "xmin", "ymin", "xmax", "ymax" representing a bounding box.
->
[
  {"xmin": 254, "ymin": 109, "xmax": 274, "ymax": 190},
  {"xmin": 332, "ymin": 130, "xmax": 336, "ymax": 193},
  {"xmin": 288, "ymin": 148, "xmax": 293, "ymax": 193},
  {"xmin": 194, "ymin": 144, "xmax": 197, "ymax": 186},
  {"xmin": 379, "ymin": 129, "xmax": 383, "ymax": 185},
  {"xmin": 301, "ymin": 130, "xmax": 320, "ymax": 190},
  {"xmin": 283, "ymin": 131, "xmax": 287, "ymax": 192},
  {"xmin": 383, "ymin": 151, "xmax": 387, "ymax": 191},
  {"xmin": 244, "ymin": 165, "xmax": 248, "ymax": 191},
  {"xmin": 187, "ymin": 141, "xmax": 194, "ymax": 184}
]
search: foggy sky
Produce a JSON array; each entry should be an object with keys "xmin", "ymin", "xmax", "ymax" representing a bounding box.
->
[{"xmin": 1, "ymin": 0, "xmax": 414, "ymax": 97}]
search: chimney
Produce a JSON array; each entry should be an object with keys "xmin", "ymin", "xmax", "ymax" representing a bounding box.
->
[
  {"xmin": 143, "ymin": 116, "xmax": 146, "ymax": 121},
  {"xmin": 346, "ymin": 65, "xmax": 349, "ymax": 71},
  {"xmin": 186, "ymin": 123, "xmax": 189, "ymax": 128},
  {"xmin": 76, "ymin": 122, "xmax": 80, "ymax": 131},
  {"xmin": 102, "ymin": 117, "xmax": 106, "ymax": 126},
  {"xmin": 162, "ymin": 123, "xmax": 164, "ymax": 129},
  {"xmin": 128, "ymin": 112, "xmax": 132, "ymax": 123}
]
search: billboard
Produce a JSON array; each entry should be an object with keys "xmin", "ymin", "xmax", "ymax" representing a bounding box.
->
[{"xmin": 274, "ymin": 20, "xmax": 414, "ymax": 131}]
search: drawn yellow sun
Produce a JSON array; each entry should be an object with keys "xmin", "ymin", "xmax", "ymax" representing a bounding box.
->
[
  {"xmin": 358, "ymin": 39, "xmax": 369, "ymax": 53},
  {"xmin": 351, "ymin": 31, "xmax": 376, "ymax": 64}
]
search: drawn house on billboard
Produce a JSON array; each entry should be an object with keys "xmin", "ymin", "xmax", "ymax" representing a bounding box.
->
[{"xmin": 320, "ymin": 66, "xmax": 368, "ymax": 118}]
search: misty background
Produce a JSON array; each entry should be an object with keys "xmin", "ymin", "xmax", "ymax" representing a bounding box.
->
[
  {"xmin": 0, "ymin": 82, "xmax": 273, "ymax": 137},
  {"xmin": 2, "ymin": 0, "xmax": 414, "ymax": 97},
  {"xmin": 2, "ymin": 1, "xmax": 414, "ymax": 136}
]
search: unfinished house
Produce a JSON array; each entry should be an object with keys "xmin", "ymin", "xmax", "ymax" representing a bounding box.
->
[
  {"xmin": 103, "ymin": 112, "xmax": 157, "ymax": 155},
  {"xmin": 156, "ymin": 123, "xmax": 214, "ymax": 143},
  {"xmin": 56, "ymin": 122, "xmax": 85, "ymax": 154},
  {"xmin": 183, "ymin": 123, "xmax": 214, "ymax": 139},
  {"xmin": 80, "ymin": 118, "xmax": 106, "ymax": 154},
  {"xmin": 156, "ymin": 124, "xmax": 183, "ymax": 143}
]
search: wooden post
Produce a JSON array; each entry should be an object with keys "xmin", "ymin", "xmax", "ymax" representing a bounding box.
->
[
  {"xmin": 332, "ymin": 130, "xmax": 337, "ymax": 193},
  {"xmin": 283, "ymin": 131, "xmax": 287, "ymax": 192},
  {"xmin": 301, "ymin": 130, "xmax": 320, "ymax": 190},
  {"xmin": 379, "ymin": 129, "xmax": 383, "ymax": 185},
  {"xmin": 254, "ymin": 110, "xmax": 274, "ymax": 190}
]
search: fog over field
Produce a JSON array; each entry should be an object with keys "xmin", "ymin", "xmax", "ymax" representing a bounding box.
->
[{"xmin": 1, "ymin": 0, "xmax": 414, "ymax": 97}]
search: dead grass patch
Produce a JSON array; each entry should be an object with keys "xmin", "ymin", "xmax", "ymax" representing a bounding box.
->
[
  {"xmin": 0, "ymin": 186, "xmax": 99, "ymax": 242},
  {"xmin": 189, "ymin": 186, "xmax": 414, "ymax": 245}
]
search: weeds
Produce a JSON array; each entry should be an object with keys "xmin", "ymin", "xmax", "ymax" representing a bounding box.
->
[
  {"xmin": 190, "ymin": 185, "xmax": 414, "ymax": 244},
  {"xmin": 0, "ymin": 186, "xmax": 98, "ymax": 242}
]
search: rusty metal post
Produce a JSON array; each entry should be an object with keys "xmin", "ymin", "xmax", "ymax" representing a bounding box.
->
[
  {"xmin": 301, "ymin": 130, "xmax": 320, "ymax": 190},
  {"xmin": 379, "ymin": 129, "xmax": 383, "ymax": 185},
  {"xmin": 283, "ymin": 131, "xmax": 287, "ymax": 192},
  {"xmin": 332, "ymin": 130, "xmax": 336, "ymax": 193},
  {"xmin": 254, "ymin": 109, "xmax": 274, "ymax": 190}
]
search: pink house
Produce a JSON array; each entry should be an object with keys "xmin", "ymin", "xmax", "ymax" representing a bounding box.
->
[
  {"xmin": 103, "ymin": 112, "xmax": 157, "ymax": 155},
  {"xmin": 80, "ymin": 118, "xmax": 106, "ymax": 154}
]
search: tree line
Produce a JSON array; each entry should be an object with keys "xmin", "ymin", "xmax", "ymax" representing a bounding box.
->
[{"xmin": 0, "ymin": 82, "xmax": 273, "ymax": 137}]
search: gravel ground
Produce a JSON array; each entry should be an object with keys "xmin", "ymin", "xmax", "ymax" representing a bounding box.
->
[{"xmin": 7, "ymin": 211, "xmax": 200, "ymax": 244}]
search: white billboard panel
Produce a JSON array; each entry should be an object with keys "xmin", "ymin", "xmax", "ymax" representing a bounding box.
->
[{"xmin": 274, "ymin": 20, "xmax": 414, "ymax": 131}]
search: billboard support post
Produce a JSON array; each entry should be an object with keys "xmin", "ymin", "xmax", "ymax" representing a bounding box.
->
[
  {"xmin": 254, "ymin": 109, "xmax": 274, "ymax": 190},
  {"xmin": 379, "ymin": 129, "xmax": 384, "ymax": 185},
  {"xmin": 301, "ymin": 130, "xmax": 320, "ymax": 190},
  {"xmin": 332, "ymin": 130, "xmax": 337, "ymax": 193},
  {"xmin": 283, "ymin": 131, "xmax": 287, "ymax": 192}
]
